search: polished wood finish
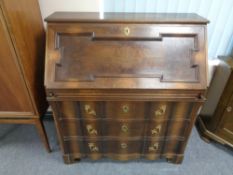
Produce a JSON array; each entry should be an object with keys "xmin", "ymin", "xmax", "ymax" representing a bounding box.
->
[
  {"xmin": 0, "ymin": 0, "xmax": 50, "ymax": 152},
  {"xmin": 45, "ymin": 12, "xmax": 209, "ymax": 24},
  {"xmin": 197, "ymin": 57, "xmax": 233, "ymax": 148},
  {"xmin": 45, "ymin": 12, "xmax": 208, "ymax": 163}
]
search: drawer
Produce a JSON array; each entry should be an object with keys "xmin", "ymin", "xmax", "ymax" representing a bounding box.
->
[
  {"xmin": 82, "ymin": 119, "xmax": 103, "ymax": 137},
  {"xmin": 60, "ymin": 119, "xmax": 145, "ymax": 138},
  {"xmin": 146, "ymin": 119, "xmax": 189, "ymax": 138},
  {"xmin": 162, "ymin": 140, "xmax": 184, "ymax": 155},
  {"xmin": 59, "ymin": 119, "xmax": 82, "ymax": 137},
  {"xmin": 105, "ymin": 139, "xmax": 143, "ymax": 155},
  {"xmin": 149, "ymin": 102, "xmax": 194, "ymax": 120},
  {"xmin": 149, "ymin": 102, "xmax": 170, "ymax": 119},
  {"xmin": 146, "ymin": 119, "xmax": 167, "ymax": 138},
  {"xmin": 63, "ymin": 138, "xmax": 85, "ymax": 155},
  {"xmin": 58, "ymin": 101, "xmax": 80, "ymax": 119},
  {"xmin": 64, "ymin": 138, "xmax": 102, "ymax": 160},
  {"xmin": 171, "ymin": 102, "xmax": 194, "ymax": 119},
  {"xmin": 105, "ymin": 102, "xmax": 146, "ymax": 119},
  {"xmin": 64, "ymin": 138, "xmax": 143, "ymax": 157},
  {"xmin": 166, "ymin": 119, "xmax": 189, "ymax": 138},
  {"xmin": 80, "ymin": 101, "xmax": 104, "ymax": 118},
  {"xmin": 103, "ymin": 119, "xmax": 145, "ymax": 137},
  {"xmin": 144, "ymin": 139, "xmax": 184, "ymax": 159},
  {"xmin": 60, "ymin": 119, "xmax": 102, "ymax": 137}
]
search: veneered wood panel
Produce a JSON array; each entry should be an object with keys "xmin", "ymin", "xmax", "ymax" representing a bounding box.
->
[
  {"xmin": 0, "ymin": 12, "xmax": 32, "ymax": 114},
  {"xmin": 45, "ymin": 23, "xmax": 207, "ymax": 90},
  {"xmin": 0, "ymin": 0, "xmax": 47, "ymax": 116},
  {"xmin": 217, "ymin": 93, "xmax": 233, "ymax": 142}
]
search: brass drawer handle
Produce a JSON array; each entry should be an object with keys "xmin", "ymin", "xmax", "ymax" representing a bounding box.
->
[
  {"xmin": 121, "ymin": 143, "xmax": 128, "ymax": 149},
  {"xmin": 86, "ymin": 124, "xmax": 98, "ymax": 135},
  {"xmin": 122, "ymin": 105, "xmax": 129, "ymax": 113},
  {"xmin": 151, "ymin": 124, "xmax": 162, "ymax": 135},
  {"xmin": 121, "ymin": 124, "xmax": 129, "ymax": 133},
  {"xmin": 226, "ymin": 106, "xmax": 232, "ymax": 112},
  {"xmin": 84, "ymin": 104, "xmax": 96, "ymax": 116},
  {"xmin": 124, "ymin": 27, "xmax": 130, "ymax": 36},
  {"xmin": 88, "ymin": 143, "xmax": 99, "ymax": 152},
  {"xmin": 149, "ymin": 143, "xmax": 159, "ymax": 152},
  {"xmin": 155, "ymin": 105, "xmax": 166, "ymax": 116}
]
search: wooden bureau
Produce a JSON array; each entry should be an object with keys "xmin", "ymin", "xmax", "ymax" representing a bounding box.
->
[{"xmin": 44, "ymin": 12, "xmax": 208, "ymax": 164}]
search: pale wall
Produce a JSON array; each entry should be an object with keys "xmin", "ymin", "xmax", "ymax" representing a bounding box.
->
[{"xmin": 38, "ymin": 0, "xmax": 101, "ymax": 20}]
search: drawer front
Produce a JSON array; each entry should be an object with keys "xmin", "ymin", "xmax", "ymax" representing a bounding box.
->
[
  {"xmin": 63, "ymin": 139, "xmax": 85, "ymax": 155},
  {"xmin": 105, "ymin": 140, "xmax": 143, "ymax": 155},
  {"xmin": 59, "ymin": 118, "xmax": 188, "ymax": 139},
  {"xmin": 58, "ymin": 101, "xmax": 80, "ymax": 119},
  {"xmin": 172, "ymin": 102, "xmax": 194, "ymax": 119},
  {"xmin": 149, "ymin": 102, "xmax": 194, "ymax": 120},
  {"xmin": 57, "ymin": 101, "xmax": 194, "ymax": 120},
  {"xmin": 63, "ymin": 138, "xmax": 184, "ymax": 160},
  {"xmin": 105, "ymin": 102, "xmax": 146, "ymax": 119},
  {"xmin": 103, "ymin": 119, "xmax": 145, "ymax": 137},
  {"xmin": 60, "ymin": 119, "xmax": 82, "ymax": 137},
  {"xmin": 80, "ymin": 101, "xmax": 104, "ymax": 118},
  {"xmin": 149, "ymin": 102, "xmax": 171, "ymax": 119},
  {"xmin": 60, "ymin": 119, "xmax": 144, "ymax": 138},
  {"xmin": 166, "ymin": 120, "xmax": 189, "ymax": 138},
  {"xmin": 82, "ymin": 119, "xmax": 102, "ymax": 137},
  {"xmin": 64, "ymin": 139, "xmax": 142, "ymax": 157},
  {"xmin": 57, "ymin": 101, "xmax": 104, "ymax": 119},
  {"xmin": 146, "ymin": 119, "xmax": 189, "ymax": 138},
  {"xmin": 146, "ymin": 119, "xmax": 167, "ymax": 138},
  {"xmin": 144, "ymin": 139, "xmax": 184, "ymax": 159},
  {"xmin": 60, "ymin": 119, "xmax": 102, "ymax": 137}
]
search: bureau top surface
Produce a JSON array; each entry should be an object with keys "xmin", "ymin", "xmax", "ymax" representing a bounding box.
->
[{"xmin": 45, "ymin": 12, "xmax": 209, "ymax": 24}]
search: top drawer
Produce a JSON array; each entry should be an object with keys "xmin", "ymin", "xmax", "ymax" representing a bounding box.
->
[
  {"xmin": 57, "ymin": 101, "xmax": 195, "ymax": 120},
  {"xmin": 45, "ymin": 23, "xmax": 207, "ymax": 90}
]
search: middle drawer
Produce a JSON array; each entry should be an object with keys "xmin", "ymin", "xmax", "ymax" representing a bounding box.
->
[
  {"xmin": 60, "ymin": 119, "xmax": 145, "ymax": 138},
  {"xmin": 59, "ymin": 118, "xmax": 189, "ymax": 139}
]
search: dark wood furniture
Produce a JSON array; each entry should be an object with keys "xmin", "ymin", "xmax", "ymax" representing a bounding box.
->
[
  {"xmin": 197, "ymin": 57, "xmax": 233, "ymax": 148},
  {"xmin": 45, "ymin": 12, "xmax": 209, "ymax": 164},
  {"xmin": 0, "ymin": 0, "xmax": 50, "ymax": 152}
]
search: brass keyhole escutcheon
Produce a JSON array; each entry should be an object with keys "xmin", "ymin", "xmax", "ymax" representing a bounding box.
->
[
  {"xmin": 124, "ymin": 27, "xmax": 130, "ymax": 36},
  {"xmin": 149, "ymin": 143, "xmax": 159, "ymax": 152},
  {"xmin": 86, "ymin": 124, "xmax": 98, "ymax": 135},
  {"xmin": 121, "ymin": 124, "xmax": 129, "ymax": 133},
  {"xmin": 121, "ymin": 143, "xmax": 128, "ymax": 149},
  {"xmin": 88, "ymin": 143, "xmax": 99, "ymax": 152},
  {"xmin": 84, "ymin": 104, "xmax": 96, "ymax": 116},
  {"xmin": 151, "ymin": 124, "xmax": 162, "ymax": 135},
  {"xmin": 122, "ymin": 105, "xmax": 129, "ymax": 113}
]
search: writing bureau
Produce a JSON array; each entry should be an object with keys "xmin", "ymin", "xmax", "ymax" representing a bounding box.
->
[{"xmin": 45, "ymin": 12, "xmax": 208, "ymax": 164}]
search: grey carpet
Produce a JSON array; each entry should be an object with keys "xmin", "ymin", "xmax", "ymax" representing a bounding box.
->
[{"xmin": 0, "ymin": 120, "xmax": 232, "ymax": 175}]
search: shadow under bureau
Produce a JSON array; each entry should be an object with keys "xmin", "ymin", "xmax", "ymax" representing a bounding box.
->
[{"xmin": 44, "ymin": 12, "xmax": 209, "ymax": 164}]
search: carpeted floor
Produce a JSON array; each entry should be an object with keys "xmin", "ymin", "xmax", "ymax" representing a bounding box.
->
[{"xmin": 0, "ymin": 119, "xmax": 232, "ymax": 175}]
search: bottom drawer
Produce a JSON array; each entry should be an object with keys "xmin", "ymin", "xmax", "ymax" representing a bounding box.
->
[
  {"xmin": 144, "ymin": 139, "xmax": 184, "ymax": 160},
  {"xmin": 63, "ymin": 138, "xmax": 184, "ymax": 160}
]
